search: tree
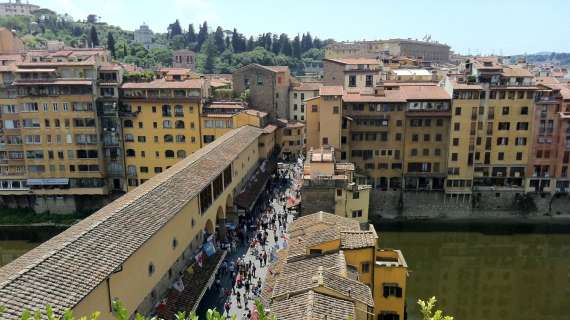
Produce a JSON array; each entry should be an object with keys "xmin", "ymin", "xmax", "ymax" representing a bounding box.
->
[
  {"xmin": 170, "ymin": 34, "xmax": 186, "ymax": 50},
  {"xmin": 107, "ymin": 32, "xmax": 116, "ymax": 58},
  {"xmin": 224, "ymin": 36, "xmax": 231, "ymax": 51},
  {"xmin": 213, "ymin": 26, "xmax": 225, "ymax": 53},
  {"xmin": 278, "ymin": 33, "xmax": 291, "ymax": 56},
  {"xmin": 86, "ymin": 14, "xmax": 97, "ymax": 23},
  {"xmin": 168, "ymin": 19, "xmax": 182, "ymax": 39},
  {"xmin": 200, "ymin": 35, "xmax": 218, "ymax": 74},
  {"xmin": 292, "ymin": 34, "xmax": 301, "ymax": 58},
  {"xmin": 196, "ymin": 21, "xmax": 208, "ymax": 51},
  {"xmin": 89, "ymin": 26, "xmax": 99, "ymax": 47},
  {"xmin": 187, "ymin": 23, "xmax": 197, "ymax": 43},
  {"xmin": 246, "ymin": 36, "xmax": 255, "ymax": 51},
  {"xmin": 418, "ymin": 297, "xmax": 454, "ymax": 320},
  {"xmin": 231, "ymin": 28, "xmax": 240, "ymax": 53},
  {"xmin": 271, "ymin": 34, "xmax": 280, "ymax": 54},
  {"xmin": 313, "ymin": 37, "xmax": 322, "ymax": 49}
]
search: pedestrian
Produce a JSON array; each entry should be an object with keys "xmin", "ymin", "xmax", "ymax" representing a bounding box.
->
[
  {"xmin": 263, "ymin": 251, "xmax": 268, "ymax": 266},
  {"xmin": 224, "ymin": 301, "xmax": 231, "ymax": 318},
  {"xmin": 252, "ymin": 265, "xmax": 257, "ymax": 277},
  {"xmin": 236, "ymin": 291, "xmax": 242, "ymax": 308}
]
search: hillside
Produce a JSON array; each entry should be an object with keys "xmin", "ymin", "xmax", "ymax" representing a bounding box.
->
[{"xmin": 0, "ymin": 9, "xmax": 328, "ymax": 74}]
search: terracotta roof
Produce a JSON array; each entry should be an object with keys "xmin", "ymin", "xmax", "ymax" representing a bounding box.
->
[
  {"xmin": 271, "ymin": 290, "xmax": 356, "ymax": 320},
  {"xmin": 502, "ymin": 66, "xmax": 533, "ymax": 78},
  {"xmin": 263, "ymin": 65, "xmax": 289, "ymax": 73},
  {"xmin": 263, "ymin": 124, "xmax": 278, "ymax": 133},
  {"xmin": 535, "ymin": 77, "xmax": 560, "ymax": 85},
  {"xmin": 207, "ymin": 102, "xmax": 245, "ymax": 109},
  {"xmin": 343, "ymin": 90, "xmax": 406, "ymax": 103},
  {"xmin": 325, "ymin": 58, "xmax": 382, "ymax": 65},
  {"xmin": 451, "ymin": 82, "xmax": 483, "ymax": 90},
  {"xmin": 272, "ymin": 268, "xmax": 374, "ymax": 307},
  {"xmin": 243, "ymin": 109, "xmax": 268, "ymax": 117},
  {"xmin": 12, "ymin": 80, "xmax": 93, "ymax": 86},
  {"xmin": 0, "ymin": 126, "xmax": 263, "ymax": 319},
  {"xmin": 98, "ymin": 64, "xmax": 121, "ymax": 71},
  {"xmin": 340, "ymin": 230, "xmax": 377, "ymax": 249},
  {"xmin": 319, "ymin": 86, "xmax": 343, "ymax": 96},
  {"xmin": 399, "ymin": 85, "xmax": 450, "ymax": 100},
  {"xmin": 282, "ymin": 252, "xmax": 347, "ymax": 276},
  {"xmin": 121, "ymin": 79, "xmax": 203, "ymax": 89},
  {"xmin": 292, "ymin": 82, "xmax": 323, "ymax": 91}
]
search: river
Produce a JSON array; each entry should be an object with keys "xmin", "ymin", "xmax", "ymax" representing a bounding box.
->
[
  {"xmin": 380, "ymin": 230, "xmax": 570, "ymax": 320},
  {"xmin": 1, "ymin": 228, "xmax": 569, "ymax": 320}
]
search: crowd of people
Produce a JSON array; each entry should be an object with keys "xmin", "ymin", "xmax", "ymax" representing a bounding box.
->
[{"xmin": 208, "ymin": 157, "xmax": 304, "ymax": 319}]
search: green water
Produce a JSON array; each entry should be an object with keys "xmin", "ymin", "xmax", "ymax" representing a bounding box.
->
[
  {"xmin": 0, "ymin": 240, "xmax": 39, "ymax": 267},
  {"xmin": 380, "ymin": 231, "xmax": 570, "ymax": 320}
]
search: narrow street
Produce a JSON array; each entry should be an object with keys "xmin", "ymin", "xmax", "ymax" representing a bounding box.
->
[{"xmin": 196, "ymin": 158, "xmax": 303, "ymax": 319}]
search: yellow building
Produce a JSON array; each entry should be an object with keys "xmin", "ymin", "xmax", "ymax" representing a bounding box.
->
[
  {"xmin": 302, "ymin": 146, "xmax": 371, "ymax": 223},
  {"xmin": 200, "ymin": 101, "xmax": 268, "ymax": 145},
  {"xmin": 305, "ymin": 86, "xmax": 344, "ymax": 152},
  {"xmin": 275, "ymin": 118, "xmax": 305, "ymax": 160},
  {"xmin": 0, "ymin": 48, "xmax": 115, "ymax": 213},
  {"xmin": 0, "ymin": 126, "xmax": 267, "ymax": 319},
  {"xmin": 263, "ymin": 211, "xmax": 408, "ymax": 320},
  {"xmin": 120, "ymin": 79, "xmax": 205, "ymax": 190}
]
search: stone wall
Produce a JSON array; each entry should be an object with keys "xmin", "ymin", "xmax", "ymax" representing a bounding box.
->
[
  {"xmin": 233, "ymin": 67, "xmax": 277, "ymax": 118},
  {"xmin": 0, "ymin": 194, "xmax": 114, "ymax": 214},
  {"xmin": 300, "ymin": 187, "xmax": 335, "ymax": 216},
  {"xmin": 369, "ymin": 189, "xmax": 570, "ymax": 218}
]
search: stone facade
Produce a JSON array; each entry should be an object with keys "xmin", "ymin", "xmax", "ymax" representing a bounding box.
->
[
  {"xmin": 172, "ymin": 50, "xmax": 196, "ymax": 70},
  {"xmin": 232, "ymin": 64, "xmax": 292, "ymax": 119}
]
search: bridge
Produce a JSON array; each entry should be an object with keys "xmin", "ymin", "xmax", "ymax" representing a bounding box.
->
[{"xmin": 0, "ymin": 126, "xmax": 273, "ymax": 319}]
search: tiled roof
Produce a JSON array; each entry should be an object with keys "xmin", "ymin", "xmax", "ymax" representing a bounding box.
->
[
  {"xmin": 319, "ymin": 86, "xmax": 343, "ymax": 96},
  {"xmin": 292, "ymin": 82, "xmax": 323, "ymax": 91},
  {"xmin": 502, "ymin": 66, "xmax": 533, "ymax": 78},
  {"xmin": 287, "ymin": 212, "xmax": 361, "ymax": 259},
  {"xmin": 121, "ymin": 79, "xmax": 203, "ymax": 89},
  {"xmin": 399, "ymin": 85, "xmax": 450, "ymax": 100},
  {"xmin": 271, "ymin": 290, "xmax": 356, "ymax": 320},
  {"xmin": 282, "ymin": 252, "xmax": 346, "ymax": 276},
  {"xmin": 343, "ymin": 90, "xmax": 406, "ymax": 103},
  {"xmin": 0, "ymin": 126, "xmax": 263, "ymax": 319},
  {"xmin": 340, "ymin": 230, "xmax": 377, "ymax": 249},
  {"xmin": 451, "ymin": 82, "xmax": 483, "ymax": 90},
  {"xmin": 272, "ymin": 268, "xmax": 374, "ymax": 307},
  {"xmin": 262, "ymin": 65, "xmax": 289, "ymax": 73}
]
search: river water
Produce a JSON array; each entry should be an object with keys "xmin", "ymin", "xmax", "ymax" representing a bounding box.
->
[
  {"xmin": 380, "ymin": 231, "xmax": 570, "ymax": 320},
  {"xmin": 1, "ymin": 230, "xmax": 569, "ymax": 320}
]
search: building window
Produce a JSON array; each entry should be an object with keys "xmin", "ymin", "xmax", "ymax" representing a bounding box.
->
[
  {"xmin": 352, "ymin": 192, "xmax": 360, "ymax": 199},
  {"xmin": 383, "ymin": 284, "xmax": 403, "ymax": 298},
  {"xmin": 148, "ymin": 263, "xmax": 155, "ymax": 276},
  {"xmin": 352, "ymin": 210, "xmax": 363, "ymax": 218},
  {"xmin": 453, "ymin": 122, "xmax": 460, "ymax": 131},
  {"xmin": 322, "ymin": 137, "xmax": 328, "ymax": 145},
  {"xmin": 498, "ymin": 152, "xmax": 505, "ymax": 161},
  {"xmin": 349, "ymin": 75, "xmax": 356, "ymax": 87},
  {"xmin": 451, "ymin": 153, "xmax": 458, "ymax": 161},
  {"xmin": 502, "ymin": 106, "xmax": 510, "ymax": 115},
  {"xmin": 361, "ymin": 262, "xmax": 370, "ymax": 273},
  {"xmin": 521, "ymin": 106, "xmax": 529, "ymax": 115},
  {"xmin": 154, "ymin": 167, "xmax": 163, "ymax": 173},
  {"xmin": 455, "ymin": 107, "xmax": 462, "ymax": 116},
  {"xmin": 312, "ymin": 105, "xmax": 318, "ymax": 112},
  {"xmin": 365, "ymin": 75, "xmax": 373, "ymax": 87},
  {"xmin": 333, "ymin": 106, "xmax": 339, "ymax": 114}
]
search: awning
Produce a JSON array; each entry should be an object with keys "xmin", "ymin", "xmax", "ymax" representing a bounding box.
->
[
  {"xmin": 235, "ymin": 160, "xmax": 277, "ymax": 211},
  {"xmin": 27, "ymin": 178, "xmax": 69, "ymax": 186}
]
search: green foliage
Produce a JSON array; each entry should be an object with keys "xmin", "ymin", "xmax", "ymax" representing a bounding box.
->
[
  {"xmin": 418, "ymin": 297, "xmax": 454, "ymax": 320},
  {"xmin": 0, "ymin": 12, "xmax": 325, "ymax": 72},
  {"xmin": 123, "ymin": 71, "xmax": 155, "ymax": 83},
  {"xmin": 213, "ymin": 88, "xmax": 235, "ymax": 99},
  {"xmin": 0, "ymin": 207, "xmax": 94, "ymax": 225}
]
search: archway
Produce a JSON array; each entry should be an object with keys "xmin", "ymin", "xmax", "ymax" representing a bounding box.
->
[
  {"xmin": 216, "ymin": 206, "xmax": 226, "ymax": 241},
  {"xmin": 204, "ymin": 219, "xmax": 214, "ymax": 235}
]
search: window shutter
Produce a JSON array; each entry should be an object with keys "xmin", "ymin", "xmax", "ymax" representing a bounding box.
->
[
  {"xmin": 396, "ymin": 287, "xmax": 402, "ymax": 297},
  {"xmin": 383, "ymin": 286, "xmax": 389, "ymax": 298}
]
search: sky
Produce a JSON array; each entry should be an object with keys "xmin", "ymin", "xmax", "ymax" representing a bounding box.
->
[{"xmin": 33, "ymin": 0, "xmax": 570, "ymax": 56}]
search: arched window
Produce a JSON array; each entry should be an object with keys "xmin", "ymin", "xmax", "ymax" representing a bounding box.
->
[
  {"xmin": 177, "ymin": 150, "xmax": 187, "ymax": 158},
  {"xmin": 164, "ymin": 134, "xmax": 173, "ymax": 143},
  {"xmin": 165, "ymin": 150, "xmax": 175, "ymax": 158},
  {"xmin": 174, "ymin": 105, "xmax": 184, "ymax": 117},
  {"xmin": 124, "ymin": 120, "xmax": 133, "ymax": 128},
  {"xmin": 162, "ymin": 105, "xmax": 172, "ymax": 117},
  {"xmin": 126, "ymin": 149, "xmax": 135, "ymax": 157},
  {"xmin": 175, "ymin": 120, "xmax": 185, "ymax": 129},
  {"xmin": 176, "ymin": 135, "xmax": 186, "ymax": 143}
]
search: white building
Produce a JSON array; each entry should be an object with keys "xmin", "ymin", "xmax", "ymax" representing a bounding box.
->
[
  {"xmin": 289, "ymin": 82, "xmax": 322, "ymax": 122},
  {"xmin": 0, "ymin": 0, "xmax": 39, "ymax": 17},
  {"xmin": 134, "ymin": 23, "xmax": 154, "ymax": 49}
]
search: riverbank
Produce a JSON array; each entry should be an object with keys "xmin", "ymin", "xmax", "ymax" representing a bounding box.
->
[
  {"xmin": 0, "ymin": 207, "xmax": 93, "ymax": 225},
  {"xmin": 371, "ymin": 215, "xmax": 570, "ymax": 234}
]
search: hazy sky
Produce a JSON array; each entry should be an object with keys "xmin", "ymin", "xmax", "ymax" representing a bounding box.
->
[{"xmin": 34, "ymin": 0, "xmax": 570, "ymax": 55}]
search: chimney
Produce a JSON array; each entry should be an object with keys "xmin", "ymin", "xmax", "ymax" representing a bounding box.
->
[{"xmin": 375, "ymin": 85, "xmax": 385, "ymax": 97}]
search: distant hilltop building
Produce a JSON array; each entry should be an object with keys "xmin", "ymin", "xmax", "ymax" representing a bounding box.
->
[
  {"xmin": 325, "ymin": 38, "xmax": 451, "ymax": 63},
  {"xmin": 134, "ymin": 23, "xmax": 154, "ymax": 50},
  {"xmin": 0, "ymin": 0, "xmax": 39, "ymax": 17}
]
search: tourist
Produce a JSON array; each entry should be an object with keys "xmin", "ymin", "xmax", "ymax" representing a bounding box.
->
[{"xmin": 236, "ymin": 291, "xmax": 242, "ymax": 308}]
